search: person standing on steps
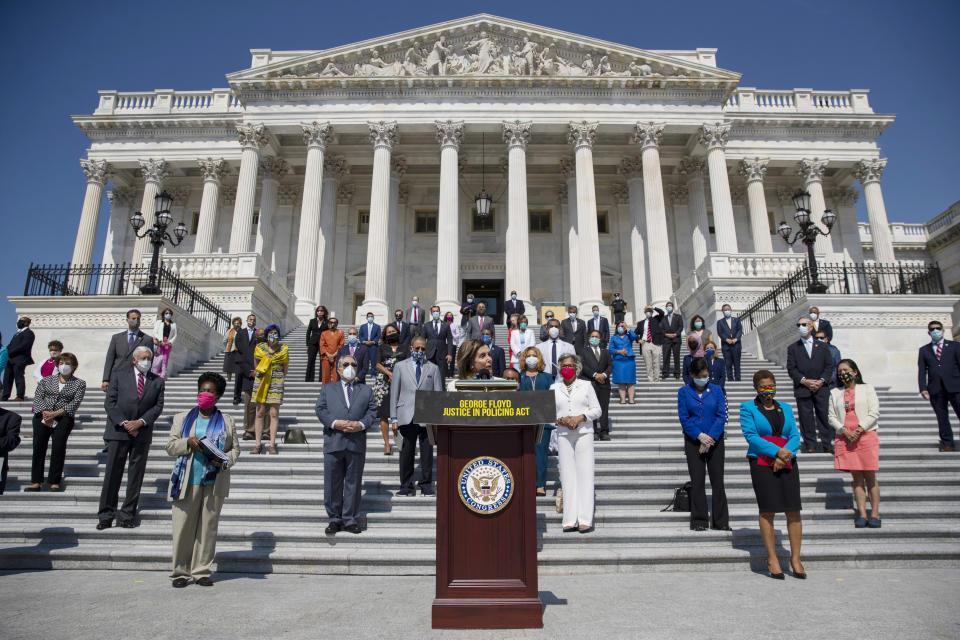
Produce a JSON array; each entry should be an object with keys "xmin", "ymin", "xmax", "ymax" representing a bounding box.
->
[
  {"xmin": 635, "ymin": 305, "xmax": 664, "ymax": 383},
  {"xmin": 581, "ymin": 329, "xmax": 613, "ymax": 440},
  {"xmin": 423, "ymin": 305, "xmax": 454, "ymax": 374},
  {"xmin": 519, "ymin": 347, "xmax": 555, "ymax": 496},
  {"xmin": 150, "ymin": 308, "xmax": 177, "ymax": 379},
  {"xmin": 222, "ymin": 317, "xmax": 243, "ymax": 383},
  {"xmin": 251, "ymin": 326, "xmax": 288, "ymax": 455},
  {"xmin": 359, "ymin": 312, "xmax": 381, "ymax": 379},
  {"xmin": 587, "ymin": 305, "xmax": 610, "ymax": 350},
  {"xmin": 536, "ymin": 319, "xmax": 575, "ymax": 381},
  {"xmin": 336, "ymin": 327, "xmax": 369, "ymax": 383},
  {"xmin": 917, "ymin": 320, "xmax": 960, "ymax": 452},
  {"xmin": 481, "ymin": 328, "xmax": 506, "ymax": 378},
  {"xmin": 374, "ymin": 324, "xmax": 409, "ymax": 456},
  {"xmin": 509, "ymin": 315, "xmax": 537, "ymax": 371},
  {"xmin": 32, "ymin": 340, "xmax": 63, "ymax": 384},
  {"xmin": 609, "ymin": 321, "xmax": 637, "ymax": 405},
  {"xmin": 236, "ymin": 317, "xmax": 265, "ymax": 441},
  {"xmin": 660, "ymin": 302, "xmax": 683, "ymax": 381},
  {"xmin": 25, "ymin": 352, "xmax": 85, "ymax": 492},
  {"xmin": 390, "ymin": 336, "xmax": 443, "ymax": 496},
  {"xmin": 406, "ymin": 296, "xmax": 425, "ymax": 338},
  {"xmin": 740, "ymin": 369, "xmax": 804, "ymax": 580},
  {"xmin": 390, "ymin": 309, "xmax": 412, "ymax": 346},
  {"xmin": 787, "ymin": 315, "xmax": 834, "ymax": 454},
  {"xmin": 504, "ymin": 290, "xmax": 525, "ymax": 322},
  {"xmin": 2, "ymin": 317, "xmax": 35, "ymax": 402},
  {"xmin": 0, "ymin": 404, "xmax": 21, "ymax": 494},
  {"xmin": 808, "ymin": 306, "xmax": 833, "ymax": 342},
  {"xmin": 716, "ymin": 304, "xmax": 743, "ymax": 382},
  {"xmin": 560, "ymin": 305, "xmax": 586, "ymax": 354},
  {"xmin": 610, "ymin": 293, "xmax": 627, "ymax": 326},
  {"xmin": 305, "ymin": 306, "xmax": 329, "ymax": 383},
  {"xmin": 319, "ymin": 317, "xmax": 345, "ymax": 384},
  {"xmin": 100, "ymin": 310, "xmax": 151, "ymax": 394}
]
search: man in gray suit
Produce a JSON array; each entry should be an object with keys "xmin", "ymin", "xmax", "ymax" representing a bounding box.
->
[
  {"xmin": 390, "ymin": 337, "xmax": 443, "ymax": 496},
  {"xmin": 314, "ymin": 354, "xmax": 378, "ymax": 535},
  {"xmin": 101, "ymin": 309, "xmax": 153, "ymax": 392},
  {"xmin": 98, "ymin": 346, "xmax": 165, "ymax": 529},
  {"xmin": 464, "ymin": 301, "xmax": 494, "ymax": 342},
  {"xmin": 406, "ymin": 295, "xmax": 426, "ymax": 338}
]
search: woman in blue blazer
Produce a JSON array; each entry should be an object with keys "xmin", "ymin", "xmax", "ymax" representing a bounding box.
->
[
  {"xmin": 740, "ymin": 369, "xmax": 805, "ymax": 580},
  {"xmin": 609, "ymin": 322, "xmax": 638, "ymax": 404},
  {"xmin": 519, "ymin": 346, "xmax": 556, "ymax": 496},
  {"xmin": 677, "ymin": 358, "xmax": 729, "ymax": 531}
]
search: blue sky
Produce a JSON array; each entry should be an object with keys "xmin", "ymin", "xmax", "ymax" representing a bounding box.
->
[{"xmin": 1, "ymin": 0, "xmax": 957, "ymax": 336}]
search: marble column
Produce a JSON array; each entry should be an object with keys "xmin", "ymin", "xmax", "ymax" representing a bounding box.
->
[
  {"xmin": 194, "ymin": 158, "xmax": 227, "ymax": 254},
  {"xmin": 618, "ymin": 156, "xmax": 647, "ymax": 309},
  {"xmin": 503, "ymin": 120, "xmax": 533, "ymax": 308},
  {"xmin": 315, "ymin": 154, "xmax": 346, "ymax": 305},
  {"xmin": 256, "ymin": 156, "xmax": 286, "ymax": 269},
  {"xmin": 798, "ymin": 158, "xmax": 834, "ymax": 257},
  {"xmin": 668, "ymin": 183, "xmax": 694, "ymax": 274},
  {"xmin": 568, "ymin": 121, "xmax": 605, "ymax": 312},
  {"xmin": 560, "ymin": 158, "xmax": 579, "ymax": 307},
  {"xmin": 294, "ymin": 122, "xmax": 334, "ymax": 315},
  {"xmin": 330, "ymin": 183, "xmax": 354, "ymax": 316},
  {"xmin": 739, "ymin": 157, "xmax": 773, "ymax": 253},
  {"xmin": 699, "ymin": 123, "xmax": 738, "ymax": 254},
  {"xmin": 679, "ymin": 157, "xmax": 710, "ymax": 267},
  {"xmin": 132, "ymin": 159, "xmax": 168, "ymax": 265},
  {"xmin": 831, "ymin": 186, "xmax": 864, "ymax": 263},
  {"xmin": 103, "ymin": 186, "xmax": 134, "ymax": 265},
  {"xmin": 229, "ymin": 124, "xmax": 268, "ymax": 253},
  {"xmin": 633, "ymin": 123, "xmax": 671, "ymax": 306},
  {"xmin": 357, "ymin": 120, "xmax": 398, "ymax": 323},
  {"xmin": 854, "ymin": 158, "xmax": 896, "ymax": 264},
  {"xmin": 386, "ymin": 156, "xmax": 405, "ymax": 306},
  {"xmin": 275, "ymin": 185, "xmax": 301, "ymax": 282},
  {"xmin": 435, "ymin": 120, "xmax": 462, "ymax": 318},
  {"xmin": 611, "ymin": 182, "xmax": 634, "ymax": 315},
  {"xmin": 72, "ymin": 159, "xmax": 111, "ymax": 273}
]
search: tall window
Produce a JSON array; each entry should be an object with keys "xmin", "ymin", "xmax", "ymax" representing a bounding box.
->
[
  {"xmin": 415, "ymin": 210, "xmax": 438, "ymax": 233},
  {"xmin": 597, "ymin": 210, "xmax": 609, "ymax": 234},
  {"xmin": 707, "ymin": 210, "xmax": 715, "ymax": 235},
  {"xmin": 767, "ymin": 210, "xmax": 777, "ymax": 235},
  {"xmin": 190, "ymin": 211, "xmax": 201, "ymax": 235},
  {"xmin": 529, "ymin": 210, "xmax": 552, "ymax": 233},
  {"xmin": 251, "ymin": 210, "xmax": 260, "ymax": 233},
  {"xmin": 357, "ymin": 209, "xmax": 370, "ymax": 234},
  {"xmin": 472, "ymin": 207, "xmax": 495, "ymax": 232}
]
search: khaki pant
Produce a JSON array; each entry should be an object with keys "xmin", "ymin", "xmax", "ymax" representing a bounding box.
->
[
  {"xmin": 641, "ymin": 342, "xmax": 662, "ymax": 382},
  {"xmin": 170, "ymin": 483, "xmax": 224, "ymax": 580},
  {"xmin": 242, "ymin": 391, "xmax": 257, "ymax": 438}
]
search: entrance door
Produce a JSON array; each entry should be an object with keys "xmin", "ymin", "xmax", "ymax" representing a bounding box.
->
[{"xmin": 462, "ymin": 279, "xmax": 505, "ymax": 325}]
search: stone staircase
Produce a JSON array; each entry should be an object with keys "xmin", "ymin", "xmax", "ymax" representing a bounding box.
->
[{"xmin": 1, "ymin": 325, "xmax": 958, "ymax": 574}]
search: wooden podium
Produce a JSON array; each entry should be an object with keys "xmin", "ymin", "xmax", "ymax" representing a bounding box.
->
[{"xmin": 414, "ymin": 386, "xmax": 554, "ymax": 630}]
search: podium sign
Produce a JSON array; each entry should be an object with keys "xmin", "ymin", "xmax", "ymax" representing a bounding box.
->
[{"xmin": 414, "ymin": 390, "xmax": 554, "ymax": 629}]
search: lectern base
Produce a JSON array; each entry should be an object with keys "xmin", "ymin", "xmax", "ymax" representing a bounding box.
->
[{"xmin": 432, "ymin": 597, "xmax": 544, "ymax": 629}]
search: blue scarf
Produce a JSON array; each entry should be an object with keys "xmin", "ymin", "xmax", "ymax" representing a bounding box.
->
[{"xmin": 169, "ymin": 407, "xmax": 226, "ymax": 500}]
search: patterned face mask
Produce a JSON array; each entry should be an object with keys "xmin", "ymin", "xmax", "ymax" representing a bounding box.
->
[
  {"xmin": 838, "ymin": 371, "xmax": 856, "ymax": 384},
  {"xmin": 758, "ymin": 386, "xmax": 776, "ymax": 399}
]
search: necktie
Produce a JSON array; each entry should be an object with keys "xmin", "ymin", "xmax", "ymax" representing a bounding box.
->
[
  {"xmin": 416, "ymin": 360, "xmax": 422, "ymax": 384},
  {"xmin": 594, "ymin": 347, "xmax": 600, "ymax": 361},
  {"xmin": 552, "ymin": 340, "xmax": 558, "ymax": 376},
  {"xmin": 413, "ymin": 308, "xmax": 418, "ymax": 323},
  {"xmin": 127, "ymin": 333, "xmax": 135, "ymax": 350},
  {"xmin": 935, "ymin": 342, "xmax": 943, "ymax": 360},
  {"xmin": 645, "ymin": 321, "xmax": 651, "ymax": 342},
  {"xmin": 727, "ymin": 318, "xmax": 732, "ymax": 329},
  {"xmin": 137, "ymin": 372, "xmax": 144, "ymax": 398},
  {"xmin": 350, "ymin": 345, "xmax": 355, "ymax": 356},
  {"xmin": 346, "ymin": 382, "xmax": 353, "ymax": 407},
  {"xmin": 435, "ymin": 321, "xmax": 439, "ymax": 334}
]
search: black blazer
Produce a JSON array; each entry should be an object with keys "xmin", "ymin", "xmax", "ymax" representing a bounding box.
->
[
  {"xmin": 660, "ymin": 313, "xmax": 683, "ymax": 343},
  {"xmin": 504, "ymin": 299, "xmax": 525, "ymax": 319},
  {"xmin": 560, "ymin": 318, "xmax": 587, "ymax": 353},
  {"xmin": 586, "ymin": 316, "xmax": 611, "ymax": 348},
  {"xmin": 919, "ymin": 340, "xmax": 960, "ymax": 395},
  {"xmin": 635, "ymin": 309, "xmax": 665, "ymax": 346},
  {"xmin": 786, "ymin": 339, "xmax": 832, "ymax": 398},
  {"xmin": 306, "ymin": 317, "xmax": 328, "ymax": 346},
  {"xmin": 335, "ymin": 344, "xmax": 369, "ymax": 381},
  {"xmin": 102, "ymin": 330, "xmax": 152, "ymax": 383},
  {"xmin": 6, "ymin": 328, "xmax": 35, "ymax": 366},
  {"xmin": 812, "ymin": 318, "xmax": 833, "ymax": 342},
  {"xmin": 0, "ymin": 407, "xmax": 21, "ymax": 455},
  {"xmin": 490, "ymin": 345, "xmax": 506, "ymax": 377},
  {"xmin": 422, "ymin": 320, "xmax": 454, "ymax": 363},
  {"xmin": 580, "ymin": 346, "xmax": 613, "ymax": 387},
  {"xmin": 234, "ymin": 327, "xmax": 265, "ymax": 374},
  {"xmin": 315, "ymin": 381, "xmax": 378, "ymax": 454},
  {"xmin": 103, "ymin": 369, "xmax": 165, "ymax": 443}
]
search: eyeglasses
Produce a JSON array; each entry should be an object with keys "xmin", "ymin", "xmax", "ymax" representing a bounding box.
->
[
  {"xmin": 797, "ymin": 323, "xmax": 808, "ymax": 327},
  {"xmin": 411, "ymin": 347, "xmax": 426, "ymax": 352}
]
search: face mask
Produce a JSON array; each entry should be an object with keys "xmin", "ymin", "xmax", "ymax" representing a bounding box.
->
[
  {"xmin": 816, "ymin": 337, "xmax": 826, "ymax": 343},
  {"xmin": 705, "ymin": 349, "xmax": 715, "ymax": 357},
  {"xmin": 688, "ymin": 342, "xmax": 699, "ymax": 352},
  {"xmin": 838, "ymin": 371, "xmax": 856, "ymax": 385},
  {"xmin": 560, "ymin": 366, "xmax": 576, "ymax": 381},
  {"xmin": 694, "ymin": 321, "xmax": 703, "ymax": 329},
  {"xmin": 511, "ymin": 294, "xmax": 517, "ymax": 300},
  {"xmin": 617, "ymin": 327, "xmax": 625, "ymax": 335},
  {"xmin": 386, "ymin": 333, "xmax": 399, "ymax": 344},
  {"xmin": 519, "ymin": 323, "xmax": 527, "ymax": 331},
  {"xmin": 197, "ymin": 392, "xmax": 216, "ymax": 410},
  {"xmin": 164, "ymin": 314, "xmax": 172, "ymax": 320},
  {"xmin": 614, "ymin": 295, "xmax": 620, "ymax": 300},
  {"xmin": 58, "ymin": 364, "xmax": 73, "ymax": 377},
  {"xmin": 341, "ymin": 366, "xmax": 356, "ymax": 381},
  {"xmin": 395, "ymin": 314, "xmax": 403, "ymax": 321},
  {"xmin": 809, "ymin": 313, "xmax": 818, "ymax": 321},
  {"xmin": 569, "ymin": 313, "xmax": 577, "ymax": 320},
  {"xmin": 432, "ymin": 311, "xmax": 441, "ymax": 320},
  {"xmin": 930, "ymin": 329, "xmax": 944, "ymax": 342},
  {"xmin": 481, "ymin": 335, "xmax": 492, "ymax": 345},
  {"xmin": 411, "ymin": 351, "xmax": 425, "ymax": 363},
  {"xmin": 797, "ymin": 325, "xmax": 810, "ymax": 337},
  {"xmin": 50, "ymin": 351, "xmax": 61, "ymax": 359},
  {"xmin": 467, "ymin": 297, "xmax": 474, "ymax": 303},
  {"xmin": 645, "ymin": 311, "xmax": 652, "ymax": 318},
  {"xmin": 758, "ymin": 386, "xmax": 776, "ymax": 399},
  {"xmin": 367, "ymin": 317, "xmax": 374, "ymax": 324},
  {"xmin": 592, "ymin": 310, "xmax": 599, "ymax": 317},
  {"xmin": 548, "ymin": 327, "xmax": 559, "ymax": 339},
  {"xmin": 135, "ymin": 359, "xmax": 152, "ymax": 373},
  {"xmin": 666, "ymin": 307, "xmax": 673, "ymax": 313},
  {"xmin": 128, "ymin": 320, "xmax": 140, "ymax": 330},
  {"xmin": 411, "ymin": 301, "xmax": 418, "ymax": 307},
  {"xmin": 525, "ymin": 356, "xmax": 539, "ymax": 369},
  {"xmin": 546, "ymin": 315, "xmax": 554, "ymax": 321},
  {"xmin": 445, "ymin": 316, "xmax": 453, "ymax": 323},
  {"xmin": 589, "ymin": 337, "xmax": 600, "ymax": 347},
  {"xmin": 16, "ymin": 320, "xmax": 25, "ymax": 329},
  {"xmin": 268, "ymin": 334, "xmax": 279, "ymax": 343},
  {"xmin": 723, "ymin": 310, "xmax": 732, "ymax": 318},
  {"xmin": 693, "ymin": 376, "xmax": 710, "ymax": 387},
  {"xmin": 346, "ymin": 335, "xmax": 358, "ymax": 345},
  {"xmin": 233, "ymin": 323, "xmax": 241, "ymax": 329}
]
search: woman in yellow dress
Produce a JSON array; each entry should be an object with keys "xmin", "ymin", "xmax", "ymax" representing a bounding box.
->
[{"xmin": 252, "ymin": 325, "xmax": 288, "ymax": 455}]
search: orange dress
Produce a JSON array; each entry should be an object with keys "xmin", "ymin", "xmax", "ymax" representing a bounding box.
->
[
  {"xmin": 834, "ymin": 387, "xmax": 880, "ymax": 471},
  {"xmin": 319, "ymin": 330, "xmax": 345, "ymax": 384}
]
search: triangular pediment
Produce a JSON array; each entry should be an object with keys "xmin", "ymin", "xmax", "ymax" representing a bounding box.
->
[{"xmin": 227, "ymin": 14, "xmax": 740, "ymax": 91}]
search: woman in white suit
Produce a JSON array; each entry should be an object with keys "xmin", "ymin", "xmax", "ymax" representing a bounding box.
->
[
  {"xmin": 508, "ymin": 315, "xmax": 537, "ymax": 369},
  {"xmin": 552, "ymin": 353, "xmax": 601, "ymax": 533},
  {"xmin": 827, "ymin": 358, "xmax": 882, "ymax": 528}
]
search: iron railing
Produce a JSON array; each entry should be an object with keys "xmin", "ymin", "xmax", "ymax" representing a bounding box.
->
[
  {"xmin": 23, "ymin": 263, "xmax": 231, "ymax": 332},
  {"xmin": 743, "ymin": 262, "xmax": 944, "ymax": 331}
]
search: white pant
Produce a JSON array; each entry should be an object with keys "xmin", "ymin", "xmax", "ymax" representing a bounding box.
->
[
  {"xmin": 556, "ymin": 428, "xmax": 595, "ymax": 528},
  {"xmin": 641, "ymin": 342, "xmax": 662, "ymax": 382}
]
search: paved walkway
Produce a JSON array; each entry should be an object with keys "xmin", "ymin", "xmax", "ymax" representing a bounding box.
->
[{"xmin": 2, "ymin": 568, "xmax": 958, "ymax": 639}]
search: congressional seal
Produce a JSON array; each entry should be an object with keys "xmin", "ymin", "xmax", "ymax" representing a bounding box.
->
[{"xmin": 458, "ymin": 456, "xmax": 514, "ymax": 514}]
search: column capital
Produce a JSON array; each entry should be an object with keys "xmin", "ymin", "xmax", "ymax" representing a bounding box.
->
[
  {"xmin": 107, "ymin": 185, "xmax": 135, "ymax": 207},
  {"xmin": 698, "ymin": 122, "xmax": 730, "ymax": 150},
  {"xmin": 678, "ymin": 156, "xmax": 706, "ymax": 180},
  {"xmin": 738, "ymin": 157, "xmax": 769, "ymax": 183},
  {"xmin": 368, "ymin": 120, "xmax": 398, "ymax": 150},
  {"xmin": 617, "ymin": 155, "xmax": 643, "ymax": 179},
  {"xmin": 832, "ymin": 185, "xmax": 860, "ymax": 206},
  {"xmin": 198, "ymin": 158, "xmax": 228, "ymax": 183},
  {"xmin": 610, "ymin": 182, "xmax": 630, "ymax": 204},
  {"xmin": 798, "ymin": 157, "xmax": 829, "ymax": 183},
  {"xmin": 302, "ymin": 121, "xmax": 335, "ymax": 150},
  {"xmin": 854, "ymin": 158, "xmax": 887, "ymax": 185},
  {"xmin": 560, "ymin": 157, "xmax": 576, "ymax": 180},
  {"xmin": 435, "ymin": 120, "xmax": 464, "ymax": 148},
  {"xmin": 391, "ymin": 155, "xmax": 407, "ymax": 179},
  {"xmin": 502, "ymin": 120, "xmax": 532, "ymax": 149},
  {"xmin": 259, "ymin": 156, "xmax": 289, "ymax": 181},
  {"xmin": 322, "ymin": 154, "xmax": 349, "ymax": 180},
  {"xmin": 277, "ymin": 184, "xmax": 302, "ymax": 205},
  {"xmin": 668, "ymin": 183, "xmax": 689, "ymax": 205},
  {"xmin": 237, "ymin": 123, "xmax": 268, "ymax": 150},
  {"xmin": 138, "ymin": 158, "xmax": 169, "ymax": 185},
  {"xmin": 79, "ymin": 159, "xmax": 111, "ymax": 186},
  {"xmin": 336, "ymin": 183, "xmax": 355, "ymax": 205},
  {"xmin": 631, "ymin": 122, "xmax": 664, "ymax": 149},
  {"xmin": 568, "ymin": 121, "xmax": 598, "ymax": 150}
]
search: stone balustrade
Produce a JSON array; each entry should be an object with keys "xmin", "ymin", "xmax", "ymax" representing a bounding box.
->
[
  {"xmin": 161, "ymin": 252, "xmax": 291, "ymax": 301},
  {"xmin": 95, "ymin": 89, "xmax": 242, "ymax": 115},
  {"xmin": 858, "ymin": 221, "xmax": 929, "ymax": 247},
  {"xmin": 726, "ymin": 88, "xmax": 873, "ymax": 114},
  {"xmin": 926, "ymin": 202, "xmax": 959, "ymax": 236}
]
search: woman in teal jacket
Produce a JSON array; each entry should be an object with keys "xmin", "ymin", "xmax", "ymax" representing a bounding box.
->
[
  {"xmin": 740, "ymin": 369, "xmax": 804, "ymax": 580},
  {"xmin": 609, "ymin": 321, "xmax": 638, "ymax": 404},
  {"xmin": 519, "ymin": 346, "xmax": 556, "ymax": 496}
]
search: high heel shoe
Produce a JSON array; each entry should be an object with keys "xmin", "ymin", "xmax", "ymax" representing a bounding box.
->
[
  {"xmin": 767, "ymin": 562, "xmax": 785, "ymax": 580},
  {"xmin": 791, "ymin": 563, "xmax": 807, "ymax": 579}
]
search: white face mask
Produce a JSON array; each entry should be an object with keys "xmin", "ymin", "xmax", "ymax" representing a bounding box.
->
[
  {"xmin": 411, "ymin": 301, "xmax": 418, "ymax": 307},
  {"xmin": 809, "ymin": 312, "xmax": 818, "ymax": 321},
  {"xmin": 525, "ymin": 356, "xmax": 539, "ymax": 369},
  {"xmin": 367, "ymin": 317, "xmax": 374, "ymax": 324},
  {"xmin": 58, "ymin": 364, "xmax": 73, "ymax": 377},
  {"xmin": 164, "ymin": 314, "xmax": 172, "ymax": 320},
  {"xmin": 341, "ymin": 365, "xmax": 357, "ymax": 381},
  {"xmin": 548, "ymin": 327, "xmax": 560, "ymax": 339},
  {"xmin": 135, "ymin": 359, "xmax": 152, "ymax": 373}
]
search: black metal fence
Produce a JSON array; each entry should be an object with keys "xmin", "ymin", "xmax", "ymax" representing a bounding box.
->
[
  {"xmin": 743, "ymin": 262, "xmax": 945, "ymax": 331},
  {"xmin": 23, "ymin": 263, "xmax": 231, "ymax": 332}
]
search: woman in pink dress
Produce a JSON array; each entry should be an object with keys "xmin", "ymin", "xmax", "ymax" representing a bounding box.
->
[{"xmin": 828, "ymin": 358, "xmax": 881, "ymax": 528}]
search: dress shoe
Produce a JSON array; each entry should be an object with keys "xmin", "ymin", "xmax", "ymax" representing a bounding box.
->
[
  {"xmin": 710, "ymin": 525, "xmax": 732, "ymax": 531},
  {"xmin": 562, "ymin": 526, "xmax": 579, "ymax": 533},
  {"xmin": 854, "ymin": 517, "xmax": 868, "ymax": 528},
  {"xmin": 344, "ymin": 524, "xmax": 362, "ymax": 534},
  {"xmin": 396, "ymin": 488, "xmax": 414, "ymax": 496},
  {"xmin": 804, "ymin": 446, "xmax": 818, "ymax": 454},
  {"xmin": 49, "ymin": 485, "xmax": 64, "ymax": 492},
  {"xmin": 578, "ymin": 525, "xmax": 594, "ymax": 534},
  {"xmin": 420, "ymin": 487, "xmax": 435, "ymax": 496},
  {"xmin": 792, "ymin": 569, "xmax": 807, "ymax": 580},
  {"xmin": 96, "ymin": 521, "xmax": 113, "ymax": 530},
  {"xmin": 325, "ymin": 522, "xmax": 342, "ymax": 535},
  {"xmin": 172, "ymin": 578, "xmax": 190, "ymax": 588},
  {"xmin": 599, "ymin": 433, "xmax": 611, "ymax": 441},
  {"xmin": 939, "ymin": 444, "xmax": 957, "ymax": 452},
  {"xmin": 195, "ymin": 577, "xmax": 214, "ymax": 586},
  {"xmin": 24, "ymin": 484, "xmax": 42, "ymax": 492},
  {"xmin": 119, "ymin": 520, "xmax": 137, "ymax": 529},
  {"xmin": 768, "ymin": 571, "xmax": 785, "ymax": 580},
  {"xmin": 690, "ymin": 523, "xmax": 708, "ymax": 531},
  {"xmin": 867, "ymin": 517, "xmax": 882, "ymax": 528}
]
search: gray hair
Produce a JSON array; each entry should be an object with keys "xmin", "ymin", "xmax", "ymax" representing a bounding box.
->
[
  {"xmin": 132, "ymin": 346, "xmax": 153, "ymax": 359},
  {"xmin": 557, "ymin": 353, "xmax": 582, "ymax": 376}
]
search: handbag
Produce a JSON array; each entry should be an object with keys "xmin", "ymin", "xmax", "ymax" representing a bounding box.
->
[
  {"xmin": 283, "ymin": 429, "xmax": 308, "ymax": 444},
  {"xmin": 758, "ymin": 436, "xmax": 792, "ymax": 469},
  {"xmin": 661, "ymin": 481, "xmax": 691, "ymax": 512}
]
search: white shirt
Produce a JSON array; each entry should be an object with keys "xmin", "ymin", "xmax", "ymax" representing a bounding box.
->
[
  {"xmin": 639, "ymin": 317, "xmax": 654, "ymax": 341},
  {"xmin": 552, "ymin": 378, "xmax": 602, "ymax": 434},
  {"xmin": 802, "ymin": 335, "xmax": 814, "ymax": 358},
  {"xmin": 536, "ymin": 339, "xmax": 576, "ymax": 378}
]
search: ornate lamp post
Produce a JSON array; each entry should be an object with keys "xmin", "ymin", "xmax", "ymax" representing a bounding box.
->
[
  {"xmin": 777, "ymin": 188, "xmax": 837, "ymax": 294},
  {"xmin": 130, "ymin": 190, "xmax": 188, "ymax": 295}
]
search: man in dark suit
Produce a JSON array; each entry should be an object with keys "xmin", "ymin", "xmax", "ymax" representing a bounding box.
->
[
  {"xmin": 98, "ymin": 346, "xmax": 164, "ymax": 528},
  {"xmin": 581, "ymin": 329, "xmax": 613, "ymax": 440},
  {"xmin": 390, "ymin": 310, "xmax": 412, "ymax": 346},
  {"xmin": 100, "ymin": 310, "xmax": 152, "ymax": 393},
  {"xmin": 2, "ymin": 317, "xmax": 35, "ymax": 401},
  {"xmin": 464, "ymin": 302, "xmax": 494, "ymax": 342},
  {"xmin": 481, "ymin": 328, "xmax": 506, "ymax": 377},
  {"xmin": 406, "ymin": 296, "xmax": 425, "ymax": 338},
  {"xmin": 715, "ymin": 303, "xmax": 743, "ymax": 382},
  {"xmin": 423, "ymin": 306, "xmax": 454, "ymax": 372},
  {"xmin": 336, "ymin": 327, "xmax": 369, "ymax": 382},
  {"xmin": 304, "ymin": 306, "xmax": 328, "ymax": 382},
  {"xmin": 0, "ymin": 406, "xmax": 21, "ymax": 494},
  {"xmin": 586, "ymin": 305, "xmax": 611, "ymax": 349},
  {"xmin": 315, "ymin": 354, "xmax": 378, "ymax": 534},
  {"xmin": 234, "ymin": 315, "xmax": 265, "ymax": 439},
  {"xmin": 539, "ymin": 311, "xmax": 556, "ymax": 342},
  {"xmin": 787, "ymin": 316, "xmax": 834, "ymax": 453},
  {"xmin": 504, "ymin": 290, "xmax": 525, "ymax": 320},
  {"xmin": 636, "ymin": 305, "xmax": 665, "ymax": 383},
  {"xmin": 919, "ymin": 320, "xmax": 960, "ymax": 452},
  {"xmin": 660, "ymin": 302, "xmax": 683, "ymax": 380},
  {"xmin": 809, "ymin": 306, "xmax": 833, "ymax": 342},
  {"xmin": 459, "ymin": 294, "xmax": 476, "ymax": 328},
  {"xmin": 358, "ymin": 312, "xmax": 381, "ymax": 378},
  {"xmin": 560, "ymin": 305, "xmax": 586, "ymax": 354}
]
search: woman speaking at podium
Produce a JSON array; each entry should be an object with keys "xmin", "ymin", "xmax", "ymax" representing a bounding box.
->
[{"xmin": 447, "ymin": 339, "xmax": 500, "ymax": 390}]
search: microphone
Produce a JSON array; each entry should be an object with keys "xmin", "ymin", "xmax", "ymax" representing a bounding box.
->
[{"xmin": 475, "ymin": 369, "xmax": 492, "ymax": 380}]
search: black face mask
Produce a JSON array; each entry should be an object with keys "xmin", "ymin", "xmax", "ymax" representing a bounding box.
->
[
  {"xmin": 395, "ymin": 315, "xmax": 403, "ymax": 321},
  {"xmin": 16, "ymin": 321, "xmax": 25, "ymax": 329},
  {"xmin": 386, "ymin": 333, "xmax": 399, "ymax": 344}
]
